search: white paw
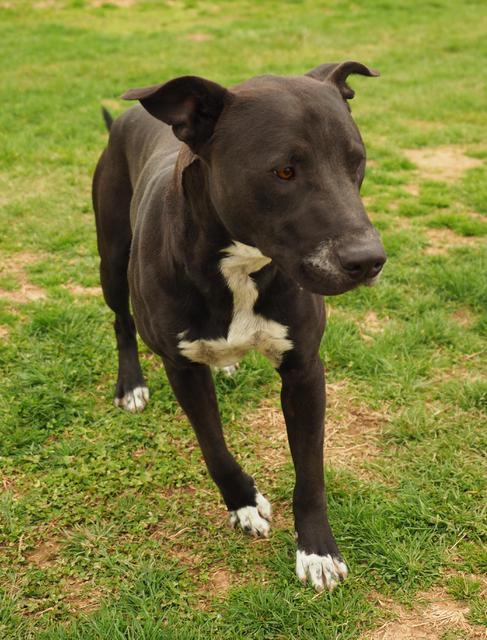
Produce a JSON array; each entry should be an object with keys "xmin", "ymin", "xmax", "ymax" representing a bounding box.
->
[
  {"xmin": 229, "ymin": 491, "xmax": 272, "ymax": 538},
  {"xmin": 215, "ymin": 363, "xmax": 240, "ymax": 376},
  {"xmin": 296, "ymin": 550, "xmax": 348, "ymax": 592},
  {"xmin": 114, "ymin": 386, "xmax": 149, "ymax": 413}
]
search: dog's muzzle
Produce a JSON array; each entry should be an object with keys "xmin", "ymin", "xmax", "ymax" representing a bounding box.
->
[{"xmin": 300, "ymin": 233, "xmax": 386, "ymax": 295}]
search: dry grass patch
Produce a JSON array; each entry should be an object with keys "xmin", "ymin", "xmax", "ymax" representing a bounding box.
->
[
  {"xmin": 326, "ymin": 381, "xmax": 388, "ymax": 477},
  {"xmin": 404, "ymin": 146, "xmax": 482, "ymax": 183},
  {"xmin": 424, "ymin": 228, "xmax": 481, "ymax": 255},
  {"xmin": 366, "ymin": 587, "xmax": 485, "ymax": 639},
  {"xmin": 431, "ymin": 362, "xmax": 478, "ymax": 386},
  {"xmin": 249, "ymin": 380, "xmax": 388, "ymax": 480}
]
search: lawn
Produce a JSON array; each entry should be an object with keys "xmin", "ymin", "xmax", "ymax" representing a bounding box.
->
[{"xmin": 0, "ymin": 0, "xmax": 486, "ymax": 638}]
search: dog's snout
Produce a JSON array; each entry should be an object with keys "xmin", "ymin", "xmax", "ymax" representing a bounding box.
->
[{"xmin": 337, "ymin": 243, "xmax": 386, "ymax": 280}]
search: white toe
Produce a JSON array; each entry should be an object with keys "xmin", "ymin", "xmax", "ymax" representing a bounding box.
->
[
  {"xmin": 215, "ymin": 364, "xmax": 239, "ymax": 376},
  {"xmin": 255, "ymin": 492, "xmax": 272, "ymax": 520},
  {"xmin": 295, "ymin": 550, "xmax": 347, "ymax": 592},
  {"xmin": 114, "ymin": 386, "xmax": 149, "ymax": 413},
  {"xmin": 332, "ymin": 556, "xmax": 348, "ymax": 580},
  {"xmin": 230, "ymin": 506, "xmax": 270, "ymax": 537},
  {"xmin": 229, "ymin": 489, "xmax": 272, "ymax": 538}
]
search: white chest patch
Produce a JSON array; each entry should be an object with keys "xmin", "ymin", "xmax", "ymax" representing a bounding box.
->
[{"xmin": 178, "ymin": 242, "xmax": 293, "ymax": 368}]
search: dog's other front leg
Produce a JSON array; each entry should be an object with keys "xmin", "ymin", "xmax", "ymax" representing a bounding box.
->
[
  {"xmin": 164, "ymin": 360, "xmax": 272, "ymax": 537},
  {"xmin": 279, "ymin": 356, "xmax": 348, "ymax": 592}
]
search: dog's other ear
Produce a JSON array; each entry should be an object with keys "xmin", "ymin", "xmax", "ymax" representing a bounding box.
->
[
  {"xmin": 122, "ymin": 76, "xmax": 229, "ymax": 153},
  {"xmin": 306, "ymin": 61, "xmax": 379, "ymax": 100}
]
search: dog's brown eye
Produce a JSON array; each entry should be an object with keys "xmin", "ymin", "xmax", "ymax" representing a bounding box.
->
[{"xmin": 274, "ymin": 166, "xmax": 295, "ymax": 180}]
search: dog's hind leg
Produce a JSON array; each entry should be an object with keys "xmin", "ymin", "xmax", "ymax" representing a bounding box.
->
[
  {"xmin": 93, "ymin": 149, "xmax": 148, "ymax": 412},
  {"xmin": 164, "ymin": 360, "xmax": 272, "ymax": 536}
]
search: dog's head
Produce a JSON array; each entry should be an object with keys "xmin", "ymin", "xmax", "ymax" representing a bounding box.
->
[{"xmin": 123, "ymin": 62, "xmax": 386, "ymax": 295}]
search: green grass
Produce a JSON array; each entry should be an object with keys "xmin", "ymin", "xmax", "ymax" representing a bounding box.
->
[{"xmin": 0, "ymin": 1, "xmax": 486, "ymax": 638}]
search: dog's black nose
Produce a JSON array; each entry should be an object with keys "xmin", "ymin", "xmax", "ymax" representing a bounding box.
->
[{"xmin": 337, "ymin": 243, "xmax": 386, "ymax": 280}]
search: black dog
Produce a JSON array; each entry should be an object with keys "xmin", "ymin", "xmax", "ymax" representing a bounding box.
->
[{"xmin": 92, "ymin": 61, "xmax": 386, "ymax": 592}]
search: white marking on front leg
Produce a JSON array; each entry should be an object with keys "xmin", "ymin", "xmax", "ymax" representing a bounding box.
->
[
  {"xmin": 229, "ymin": 491, "xmax": 272, "ymax": 538},
  {"xmin": 114, "ymin": 386, "xmax": 149, "ymax": 413},
  {"xmin": 296, "ymin": 550, "xmax": 348, "ymax": 592}
]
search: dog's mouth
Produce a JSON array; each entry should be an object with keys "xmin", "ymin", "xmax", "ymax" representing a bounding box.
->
[
  {"xmin": 297, "ymin": 261, "xmax": 364, "ymax": 296},
  {"xmin": 364, "ymin": 272, "xmax": 382, "ymax": 287}
]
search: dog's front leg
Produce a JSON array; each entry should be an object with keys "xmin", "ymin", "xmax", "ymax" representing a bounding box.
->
[
  {"xmin": 279, "ymin": 356, "xmax": 348, "ymax": 592},
  {"xmin": 164, "ymin": 360, "xmax": 272, "ymax": 537}
]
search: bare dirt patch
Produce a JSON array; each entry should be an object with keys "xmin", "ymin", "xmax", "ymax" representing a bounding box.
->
[
  {"xmin": 406, "ymin": 119, "xmax": 444, "ymax": 133},
  {"xmin": 186, "ymin": 32, "xmax": 213, "ymax": 42},
  {"xmin": 27, "ymin": 539, "xmax": 61, "ymax": 568},
  {"xmin": 2, "ymin": 474, "xmax": 20, "ymax": 496},
  {"xmin": 101, "ymin": 99, "xmax": 122, "ymax": 111},
  {"xmin": 0, "ymin": 325, "xmax": 9, "ymax": 339},
  {"xmin": 165, "ymin": 540, "xmax": 241, "ymax": 605},
  {"xmin": 403, "ymin": 183, "xmax": 420, "ymax": 196},
  {"xmin": 62, "ymin": 577, "xmax": 102, "ymax": 614},
  {"xmin": 404, "ymin": 146, "xmax": 482, "ymax": 183},
  {"xmin": 0, "ymin": 251, "xmax": 46, "ymax": 303},
  {"xmin": 63, "ymin": 283, "xmax": 102, "ymax": 297},
  {"xmin": 34, "ymin": 0, "xmax": 59, "ymax": 8},
  {"xmin": 0, "ymin": 283, "xmax": 46, "ymax": 303},
  {"xmin": 249, "ymin": 380, "xmax": 388, "ymax": 480},
  {"xmin": 424, "ymin": 228, "xmax": 481, "ymax": 255},
  {"xmin": 362, "ymin": 196, "xmax": 375, "ymax": 209},
  {"xmin": 358, "ymin": 310, "xmax": 389, "ymax": 343},
  {"xmin": 89, "ymin": 0, "xmax": 135, "ymax": 7},
  {"xmin": 451, "ymin": 308, "xmax": 476, "ymax": 328},
  {"xmin": 171, "ymin": 545, "xmax": 203, "ymax": 576},
  {"xmin": 207, "ymin": 566, "xmax": 234, "ymax": 594},
  {"xmin": 366, "ymin": 587, "xmax": 485, "ymax": 639}
]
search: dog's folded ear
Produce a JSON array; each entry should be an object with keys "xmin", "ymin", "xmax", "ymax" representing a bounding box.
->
[
  {"xmin": 122, "ymin": 76, "xmax": 229, "ymax": 153},
  {"xmin": 306, "ymin": 61, "xmax": 379, "ymax": 100}
]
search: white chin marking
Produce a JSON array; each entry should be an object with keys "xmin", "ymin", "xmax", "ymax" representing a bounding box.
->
[
  {"xmin": 114, "ymin": 386, "xmax": 149, "ymax": 413},
  {"xmin": 229, "ymin": 491, "xmax": 272, "ymax": 538},
  {"xmin": 365, "ymin": 272, "xmax": 382, "ymax": 287},
  {"xmin": 295, "ymin": 550, "xmax": 348, "ymax": 592}
]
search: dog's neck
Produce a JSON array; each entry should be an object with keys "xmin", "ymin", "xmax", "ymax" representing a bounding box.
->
[{"xmin": 175, "ymin": 150, "xmax": 271, "ymax": 283}]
